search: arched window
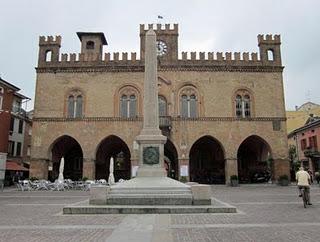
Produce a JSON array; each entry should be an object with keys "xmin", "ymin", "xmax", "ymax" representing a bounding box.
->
[
  {"xmin": 235, "ymin": 95, "xmax": 242, "ymax": 117},
  {"xmin": 68, "ymin": 96, "xmax": 75, "ymax": 117},
  {"xmin": 243, "ymin": 95, "xmax": 251, "ymax": 117},
  {"xmin": 179, "ymin": 86, "xmax": 198, "ymax": 118},
  {"xmin": 235, "ymin": 90, "xmax": 252, "ymax": 118},
  {"xmin": 190, "ymin": 95, "xmax": 197, "ymax": 118},
  {"xmin": 120, "ymin": 95, "xmax": 128, "ymax": 117},
  {"xmin": 129, "ymin": 95, "xmax": 136, "ymax": 117},
  {"xmin": 76, "ymin": 95, "xmax": 83, "ymax": 117},
  {"xmin": 181, "ymin": 95, "xmax": 188, "ymax": 117},
  {"xmin": 267, "ymin": 49, "xmax": 274, "ymax": 61},
  {"xmin": 158, "ymin": 96, "xmax": 167, "ymax": 116},
  {"xmin": 119, "ymin": 86, "xmax": 139, "ymax": 118},
  {"xmin": 45, "ymin": 50, "xmax": 52, "ymax": 62},
  {"xmin": 0, "ymin": 87, "xmax": 3, "ymax": 110},
  {"xmin": 86, "ymin": 41, "xmax": 95, "ymax": 49},
  {"xmin": 120, "ymin": 94, "xmax": 137, "ymax": 118},
  {"xmin": 67, "ymin": 91, "xmax": 83, "ymax": 118}
]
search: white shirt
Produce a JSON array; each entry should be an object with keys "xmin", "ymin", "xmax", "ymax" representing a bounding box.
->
[{"xmin": 296, "ymin": 170, "xmax": 311, "ymax": 186}]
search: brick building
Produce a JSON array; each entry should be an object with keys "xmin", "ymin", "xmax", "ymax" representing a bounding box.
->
[
  {"xmin": 286, "ymin": 102, "xmax": 320, "ymax": 134},
  {"xmin": 288, "ymin": 115, "xmax": 320, "ymax": 175},
  {"xmin": 0, "ymin": 78, "xmax": 31, "ymax": 185},
  {"xmin": 30, "ymin": 24, "xmax": 289, "ymax": 184}
]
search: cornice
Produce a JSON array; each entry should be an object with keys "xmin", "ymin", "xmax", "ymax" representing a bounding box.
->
[
  {"xmin": 33, "ymin": 116, "xmax": 286, "ymax": 122},
  {"xmin": 36, "ymin": 64, "xmax": 284, "ymax": 74}
]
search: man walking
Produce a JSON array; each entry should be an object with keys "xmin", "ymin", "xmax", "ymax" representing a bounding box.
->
[{"xmin": 296, "ymin": 167, "xmax": 312, "ymax": 205}]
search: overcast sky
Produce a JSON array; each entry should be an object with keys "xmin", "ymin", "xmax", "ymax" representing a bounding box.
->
[{"xmin": 0, "ymin": 0, "xmax": 319, "ymax": 111}]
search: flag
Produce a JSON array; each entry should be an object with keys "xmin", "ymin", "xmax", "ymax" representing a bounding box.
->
[{"xmin": 158, "ymin": 15, "xmax": 163, "ymax": 19}]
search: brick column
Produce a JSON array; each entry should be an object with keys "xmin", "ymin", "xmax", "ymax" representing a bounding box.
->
[
  {"xmin": 30, "ymin": 159, "xmax": 49, "ymax": 179},
  {"xmin": 273, "ymin": 158, "xmax": 290, "ymax": 181},
  {"xmin": 82, "ymin": 158, "xmax": 95, "ymax": 180},
  {"xmin": 225, "ymin": 158, "xmax": 238, "ymax": 184}
]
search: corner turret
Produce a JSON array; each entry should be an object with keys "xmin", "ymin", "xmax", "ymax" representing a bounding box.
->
[
  {"xmin": 38, "ymin": 35, "xmax": 61, "ymax": 66},
  {"xmin": 258, "ymin": 34, "xmax": 282, "ymax": 65},
  {"xmin": 77, "ymin": 32, "xmax": 107, "ymax": 60}
]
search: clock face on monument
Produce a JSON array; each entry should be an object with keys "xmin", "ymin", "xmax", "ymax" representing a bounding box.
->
[{"xmin": 156, "ymin": 40, "xmax": 168, "ymax": 56}]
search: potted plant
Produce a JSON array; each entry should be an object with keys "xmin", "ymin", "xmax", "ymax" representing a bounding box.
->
[
  {"xmin": 179, "ymin": 176, "xmax": 188, "ymax": 183},
  {"xmin": 278, "ymin": 175, "xmax": 289, "ymax": 186},
  {"xmin": 230, "ymin": 175, "xmax": 239, "ymax": 187},
  {"xmin": 29, "ymin": 177, "xmax": 38, "ymax": 182}
]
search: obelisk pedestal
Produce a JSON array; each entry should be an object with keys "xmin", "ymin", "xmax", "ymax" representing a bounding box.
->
[
  {"xmin": 135, "ymin": 28, "xmax": 167, "ymax": 177},
  {"xmin": 66, "ymin": 25, "xmax": 234, "ymax": 212},
  {"xmin": 88, "ymin": 27, "xmax": 195, "ymax": 206}
]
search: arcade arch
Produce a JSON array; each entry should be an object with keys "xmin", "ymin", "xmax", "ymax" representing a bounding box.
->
[
  {"xmin": 95, "ymin": 135, "xmax": 131, "ymax": 181},
  {"xmin": 189, "ymin": 136, "xmax": 225, "ymax": 184}
]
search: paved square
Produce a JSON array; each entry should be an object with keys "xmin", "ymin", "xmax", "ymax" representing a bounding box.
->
[{"xmin": 0, "ymin": 185, "xmax": 319, "ymax": 242}]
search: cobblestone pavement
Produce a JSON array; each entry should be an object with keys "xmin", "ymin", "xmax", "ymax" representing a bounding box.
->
[{"xmin": 0, "ymin": 184, "xmax": 319, "ymax": 242}]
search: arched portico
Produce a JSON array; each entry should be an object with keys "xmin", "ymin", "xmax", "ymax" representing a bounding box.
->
[
  {"xmin": 95, "ymin": 135, "xmax": 131, "ymax": 181},
  {"xmin": 189, "ymin": 136, "xmax": 225, "ymax": 184},
  {"xmin": 237, "ymin": 135, "xmax": 272, "ymax": 183},
  {"xmin": 164, "ymin": 139, "xmax": 179, "ymax": 180},
  {"xmin": 49, "ymin": 135, "xmax": 83, "ymax": 181}
]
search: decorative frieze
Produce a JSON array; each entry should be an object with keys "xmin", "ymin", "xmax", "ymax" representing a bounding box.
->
[{"xmin": 33, "ymin": 116, "xmax": 286, "ymax": 122}]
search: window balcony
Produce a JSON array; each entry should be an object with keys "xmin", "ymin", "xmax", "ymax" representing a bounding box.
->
[
  {"xmin": 304, "ymin": 147, "xmax": 320, "ymax": 158},
  {"xmin": 159, "ymin": 116, "xmax": 172, "ymax": 129}
]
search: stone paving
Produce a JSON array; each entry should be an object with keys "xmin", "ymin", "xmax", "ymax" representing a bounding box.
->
[{"xmin": 0, "ymin": 184, "xmax": 319, "ymax": 242}]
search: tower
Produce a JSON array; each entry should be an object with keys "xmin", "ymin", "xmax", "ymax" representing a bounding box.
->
[
  {"xmin": 77, "ymin": 32, "xmax": 107, "ymax": 59},
  {"xmin": 38, "ymin": 36, "xmax": 61, "ymax": 66},
  {"xmin": 140, "ymin": 24, "xmax": 178, "ymax": 62},
  {"xmin": 258, "ymin": 34, "xmax": 282, "ymax": 65}
]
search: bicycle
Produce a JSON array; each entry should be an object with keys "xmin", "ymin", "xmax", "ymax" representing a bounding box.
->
[{"xmin": 299, "ymin": 186, "xmax": 309, "ymax": 208}]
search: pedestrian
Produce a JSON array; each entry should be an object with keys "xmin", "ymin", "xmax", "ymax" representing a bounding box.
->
[
  {"xmin": 307, "ymin": 169, "xmax": 313, "ymax": 184},
  {"xmin": 315, "ymin": 171, "xmax": 320, "ymax": 184}
]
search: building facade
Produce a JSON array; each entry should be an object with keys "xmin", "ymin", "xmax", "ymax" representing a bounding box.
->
[
  {"xmin": 0, "ymin": 78, "xmax": 31, "ymax": 185},
  {"xmin": 288, "ymin": 115, "xmax": 320, "ymax": 175},
  {"xmin": 30, "ymin": 24, "xmax": 289, "ymax": 184},
  {"xmin": 286, "ymin": 102, "xmax": 320, "ymax": 134}
]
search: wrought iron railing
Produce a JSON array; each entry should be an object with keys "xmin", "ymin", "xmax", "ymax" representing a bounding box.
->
[{"xmin": 159, "ymin": 116, "xmax": 172, "ymax": 128}]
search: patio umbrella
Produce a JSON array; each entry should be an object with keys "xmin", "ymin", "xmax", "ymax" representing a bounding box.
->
[
  {"xmin": 58, "ymin": 157, "xmax": 64, "ymax": 182},
  {"xmin": 108, "ymin": 157, "xmax": 115, "ymax": 185}
]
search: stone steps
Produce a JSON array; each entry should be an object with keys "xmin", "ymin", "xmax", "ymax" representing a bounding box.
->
[
  {"xmin": 109, "ymin": 189, "xmax": 192, "ymax": 195},
  {"xmin": 63, "ymin": 204, "xmax": 237, "ymax": 214},
  {"xmin": 107, "ymin": 188, "xmax": 193, "ymax": 205}
]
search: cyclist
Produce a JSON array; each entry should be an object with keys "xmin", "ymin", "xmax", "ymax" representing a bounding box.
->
[{"xmin": 296, "ymin": 167, "xmax": 312, "ymax": 205}]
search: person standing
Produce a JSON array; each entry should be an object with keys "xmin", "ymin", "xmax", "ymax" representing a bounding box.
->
[{"xmin": 315, "ymin": 171, "xmax": 320, "ymax": 184}]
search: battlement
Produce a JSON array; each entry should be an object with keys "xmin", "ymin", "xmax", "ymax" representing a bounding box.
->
[
  {"xmin": 39, "ymin": 35, "xmax": 61, "ymax": 46},
  {"xmin": 140, "ymin": 23, "xmax": 178, "ymax": 35},
  {"xmin": 58, "ymin": 52, "xmax": 139, "ymax": 63},
  {"xmin": 37, "ymin": 27, "xmax": 282, "ymax": 68},
  {"xmin": 180, "ymin": 51, "xmax": 259, "ymax": 62},
  {"xmin": 258, "ymin": 34, "xmax": 281, "ymax": 45}
]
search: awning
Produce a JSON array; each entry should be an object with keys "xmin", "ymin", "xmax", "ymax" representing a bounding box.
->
[{"xmin": 6, "ymin": 161, "xmax": 29, "ymax": 171}]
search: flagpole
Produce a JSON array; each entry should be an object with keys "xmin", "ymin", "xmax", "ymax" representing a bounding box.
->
[{"xmin": 157, "ymin": 15, "xmax": 164, "ymax": 25}]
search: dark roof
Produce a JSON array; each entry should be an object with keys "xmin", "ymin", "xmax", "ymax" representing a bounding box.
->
[
  {"xmin": 76, "ymin": 32, "xmax": 108, "ymax": 45},
  {"xmin": 0, "ymin": 77, "xmax": 20, "ymax": 91},
  {"xmin": 6, "ymin": 161, "xmax": 29, "ymax": 171},
  {"xmin": 305, "ymin": 115, "xmax": 320, "ymax": 125},
  {"xmin": 14, "ymin": 92, "xmax": 30, "ymax": 100}
]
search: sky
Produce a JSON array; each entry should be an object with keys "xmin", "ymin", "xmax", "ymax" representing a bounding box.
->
[{"xmin": 0, "ymin": 0, "xmax": 319, "ymax": 111}]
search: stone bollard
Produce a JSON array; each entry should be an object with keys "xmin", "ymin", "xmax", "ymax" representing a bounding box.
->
[
  {"xmin": 190, "ymin": 184, "xmax": 212, "ymax": 205},
  {"xmin": 89, "ymin": 185, "xmax": 110, "ymax": 205}
]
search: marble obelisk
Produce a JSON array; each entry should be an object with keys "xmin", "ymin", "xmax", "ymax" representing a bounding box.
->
[{"xmin": 135, "ymin": 28, "xmax": 167, "ymax": 177}]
